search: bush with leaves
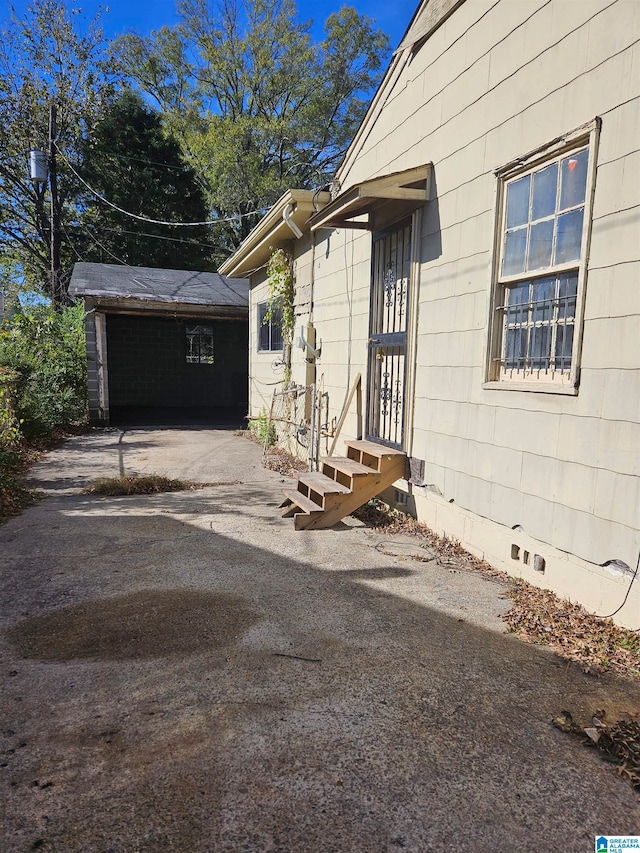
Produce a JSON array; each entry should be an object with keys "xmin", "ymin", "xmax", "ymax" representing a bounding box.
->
[{"xmin": 0, "ymin": 303, "xmax": 88, "ymax": 436}]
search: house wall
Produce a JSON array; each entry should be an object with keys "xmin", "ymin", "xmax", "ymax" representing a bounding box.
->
[
  {"xmin": 287, "ymin": 0, "xmax": 640, "ymax": 626},
  {"xmin": 249, "ymin": 270, "xmax": 288, "ymax": 418}
]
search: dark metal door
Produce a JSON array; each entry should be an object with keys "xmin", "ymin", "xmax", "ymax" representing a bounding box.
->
[{"xmin": 366, "ymin": 220, "xmax": 412, "ymax": 448}]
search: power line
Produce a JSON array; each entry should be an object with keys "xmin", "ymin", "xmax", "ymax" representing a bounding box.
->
[
  {"xmin": 79, "ymin": 223, "xmax": 139, "ymax": 270},
  {"xmin": 58, "ymin": 147, "xmax": 268, "ymax": 227},
  {"xmin": 81, "ymin": 223, "xmax": 220, "ymax": 251},
  {"xmin": 93, "ymin": 150, "xmax": 195, "ymax": 173}
]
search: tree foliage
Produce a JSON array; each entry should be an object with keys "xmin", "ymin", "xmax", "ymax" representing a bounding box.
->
[
  {"xmin": 0, "ymin": 0, "xmax": 113, "ymax": 296},
  {"xmin": 0, "ymin": 302, "xmax": 87, "ymax": 436},
  {"xmin": 0, "ymin": 0, "xmax": 390, "ymax": 293},
  {"xmin": 113, "ymin": 0, "xmax": 390, "ymax": 253},
  {"xmin": 77, "ymin": 90, "xmax": 216, "ymax": 270}
]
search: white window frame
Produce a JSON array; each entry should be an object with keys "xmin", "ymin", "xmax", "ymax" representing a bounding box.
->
[
  {"xmin": 485, "ymin": 119, "xmax": 600, "ymax": 394},
  {"xmin": 257, "ymin": 301, "xmax": 283, "ymax": 352}
]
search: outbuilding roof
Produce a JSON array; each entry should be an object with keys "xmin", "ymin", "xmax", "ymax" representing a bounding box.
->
[{"xmin": 69, "ymin": 262, "xmax": 248, "ymax": 308}]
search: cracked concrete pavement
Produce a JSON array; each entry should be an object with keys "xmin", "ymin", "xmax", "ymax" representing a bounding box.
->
[{"xmin": 1, "ymin": 427, "xmax": 639, "ymax": 852}]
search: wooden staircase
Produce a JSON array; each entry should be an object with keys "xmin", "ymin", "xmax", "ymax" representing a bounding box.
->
[{"xmin": 280, "ymin": 439, "xmax": 406, "ymax": 530}]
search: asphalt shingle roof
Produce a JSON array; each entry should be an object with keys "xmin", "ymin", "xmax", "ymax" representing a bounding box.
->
[{"xmin": 69, "ymin": 262, "xmax": 248, "ymax": 308}]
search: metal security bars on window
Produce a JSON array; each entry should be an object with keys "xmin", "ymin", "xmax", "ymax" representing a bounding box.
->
[
  {"xmin": 186, "ymin": 325, "xmax": 214, "ymax": 364},
  {"xmin": 500, "ymin": 273, "xmax": 577, "ymax": 376}
]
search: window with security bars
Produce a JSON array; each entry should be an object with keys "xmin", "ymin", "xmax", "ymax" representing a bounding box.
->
[
  {"xmin": 488, "ymin": 124, "xmax": 597, "ymax": 390},
  {"xmin": 186, "ymin": 324, "xmax": 214, "ymax": 364},
  {"xmin": 258, "ymin": 302, "xmax": 283, "ymax": 351}
]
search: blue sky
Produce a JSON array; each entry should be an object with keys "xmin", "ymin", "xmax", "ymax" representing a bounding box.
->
[{"xmin": 1, "ymin": 0, "xmax": 419, "ymax": 51}]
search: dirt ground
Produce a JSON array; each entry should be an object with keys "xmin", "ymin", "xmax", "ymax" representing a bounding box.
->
[{"xmin": 1, "ymin": 427, "xmax": 638, "ymax": 852}]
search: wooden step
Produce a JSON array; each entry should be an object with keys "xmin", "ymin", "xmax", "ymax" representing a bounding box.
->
[
  {"xmin": 321, "ymin": 456, "xmax": 375, "ymax": 477},
  {"xmin": 297, "ymin": 471, "xmax": 351, "ymax": 496},
  {"xmin": 345, "ymin": 439, "xmax": 405, "ymax": 458},
  {"xmin": 281, "ymin": 489, "xmax": 323, "ymax": 518},
  {"xmin": 345, "ymin": 439, "xmax": 406, "ymax": 479},
  {"xmin": 282, "ymin": 439, "xmax": 407, "ymax": 531}
]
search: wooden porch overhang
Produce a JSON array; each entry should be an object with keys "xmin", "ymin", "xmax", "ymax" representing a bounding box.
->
[{"xmin": 308, "ymin": 164, "xmax": 432, "ymax": 232}]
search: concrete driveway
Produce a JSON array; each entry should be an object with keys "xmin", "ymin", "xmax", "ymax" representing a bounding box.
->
[{"xmin": 1, "ymin": 428, "xmax": 638, "ymax": 852}]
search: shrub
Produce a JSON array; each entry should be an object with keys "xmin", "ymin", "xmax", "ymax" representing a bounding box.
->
[
  {"xmin": 0, "ymin": 303, "xmax": 87, "ymax": 437},
  {"xmin": 248, "ymin": 406, "xmax": 276, "ymax": 447}
]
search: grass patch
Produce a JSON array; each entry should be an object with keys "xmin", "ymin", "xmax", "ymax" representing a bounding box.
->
[{"xmin": 84, "ymin": 474, "xmax": 205, "ymax": 496}]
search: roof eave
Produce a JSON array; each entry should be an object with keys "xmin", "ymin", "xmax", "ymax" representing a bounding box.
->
[{"xmin": 219, "ymin": 189, "xmax": 331, "ymax": 278}]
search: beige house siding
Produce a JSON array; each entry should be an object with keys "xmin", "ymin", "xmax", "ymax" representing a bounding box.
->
[
  {"xmin": 297, "ymin": 0, "xmax": 639, "ymax": 625},
  {"xmin": 239, "ymin": 0, "xmax": 638, "ymax": 626},
  {"xmin": 249, "ymin": 270, "xmax": 286, "ymax": 416}
]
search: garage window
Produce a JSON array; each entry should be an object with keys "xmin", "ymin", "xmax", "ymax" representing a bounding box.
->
[{"xmin": 186, "ymin": 324, "xmax": 214, "ymax": 364}]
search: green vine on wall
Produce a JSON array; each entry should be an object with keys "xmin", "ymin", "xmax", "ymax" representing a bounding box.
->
[{"xmin": 265, "ymin": 247, "xmax": 294, "ymax": 382}]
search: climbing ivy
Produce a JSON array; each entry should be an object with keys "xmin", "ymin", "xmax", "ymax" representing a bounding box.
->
[{"xmin": 264, "ymin": 247, "xmax": 294, "ymax": 382}]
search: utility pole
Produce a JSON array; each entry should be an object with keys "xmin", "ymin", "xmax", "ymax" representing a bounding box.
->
[
  {"xmin": 48, "ymin": 103, "xmax": 63, "ymax": 311},
  {"xmin": 29, "ymin": 102, "xmax": 63, "ymax": 311}
]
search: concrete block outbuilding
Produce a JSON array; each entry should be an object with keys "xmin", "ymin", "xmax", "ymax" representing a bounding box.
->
[{"xmin": 69, "ymin": 262, "xmax": 249, "ymax": 427}]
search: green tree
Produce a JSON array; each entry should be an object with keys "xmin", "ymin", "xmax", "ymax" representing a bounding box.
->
[
  {"xmin": 0, "ymin": 0, "xmax": 113, "ymax": 303},
  {"xmin": 113, "ymin": 0, "xmax": 390, "ymax": 255},
  {"xmin": 77, "ymin": 90, "xmax": 216, "ymax": 270}
]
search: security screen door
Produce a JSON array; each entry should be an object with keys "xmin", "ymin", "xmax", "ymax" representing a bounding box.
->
[{"xmin": 366, "ymin": 219, "xmax": 412, "ymax": 449}]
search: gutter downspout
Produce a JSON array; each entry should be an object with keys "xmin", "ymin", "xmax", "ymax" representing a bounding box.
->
[{"xmin": 283, "ymin": 202, "xmax": 303, "ymax": 238}]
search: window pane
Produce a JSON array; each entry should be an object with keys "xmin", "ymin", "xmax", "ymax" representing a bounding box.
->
[
  {"xmin": 270, "ymin": 307, "xmax": 284, "ymax": 351},
  {"xmin": 505, "ymin": 174, "xmax": 531, "ymax": 228},
  {"xmin": 558, "ymin": 272, "xmax": 578, "ymax": 321},
  {"xmin": 555, "ymin": 322, "xmax": 574, "ymax": 371},
  {"xmin": 531, "ymin": 276, "xmax": 555, "ymax": 323},
  {"xmin": 560, "ymin": 149, "xmax": 588, "ymax": 210},
  {"xmin": 186, "ymin": 332, "xmax": 199, "ymax": 363},
  {"xmin": 506, "ymin": 281, "xmax": 529, "ymax": 325},
  {"xmin": 555, "ymin": 208, "xmax": 584, "ymax": 263},
  {"xmin": 503, "ymin": 227, "xmax": 527, "ymax": 276},
  {"xmin": 259, "ymin": 318, "xmax": 270, "ymax": 351},
  {"xmin": 529, "ymin": 324, "xmax": 550, "ymax": 370},
  {"xmin": 527, "ymin": 219, "xmax": 554, "ymax": 271},
  {"xmin": 200, "ymin": 333, "xmax": 214, "ymax": 364},
  {"xmin": 504, "ymin": 327, "xmax": 527, "ymax": 370},
  {"xmin": 532, "ymin": 162, "xmax": 558, "ymax": 221}
]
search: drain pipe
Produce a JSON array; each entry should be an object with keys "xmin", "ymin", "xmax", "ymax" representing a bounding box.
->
[
  {"xmin": 309, "ymin": 384, "xmax": 316, "ymax": 471},
  {"xmin": 283, "ymin": 203, "xmax": 303, "ymax": 238}
]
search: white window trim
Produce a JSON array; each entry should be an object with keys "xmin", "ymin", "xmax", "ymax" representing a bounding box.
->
[
  {"xmin": 484, "ymin": 118, "xmax": 600, "ymax": 394},
  {"xmin": 257, "ymin": 301, "xmax": 283, "ymax": 353}
]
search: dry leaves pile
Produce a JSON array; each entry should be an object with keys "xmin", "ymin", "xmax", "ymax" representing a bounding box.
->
[
  {"xmin": 0, "ymin": 444, "xmax": 43, "ymax": 523},
  {"xmin": 505, "ymin": 584, "xmax": 640, "ymax": 678},
  {"xmin": 354, "ymin": 499, "xmax": 506, "ymax": 579},
  {"xmin": 355, "ymin": 500, "xmax": 640, "ymax": 680},
  {"xmin": 554, "ymin": 711, "xmax": 640, "ymax": 790},
  {"xmin": 263, "ymin": 448, "xmax": 308, "ymax": 477}
]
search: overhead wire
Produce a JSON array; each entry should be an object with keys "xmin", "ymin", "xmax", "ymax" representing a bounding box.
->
[
  {"xmin": 91, "ymin": 150, "xmax": 197, "ymax": 173},
  {"xmin": 82, "ymin": 223, "xmax": 220, "ymax": 251},
  {"xmin": 57, "ymin": 146, "xmax": 268, "ymax": 227}
]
